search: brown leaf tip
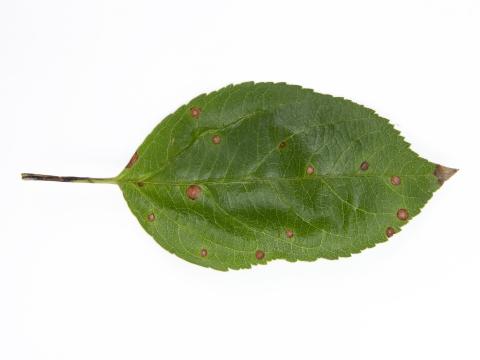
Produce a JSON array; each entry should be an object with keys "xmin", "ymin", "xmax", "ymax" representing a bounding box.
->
[
  {"xmin": 306, "ymin": 165, "xmax": 315, "ymax": 175},
  {"xmin": 390, "ymin": 176, "xmax": 401, "ymax": 186},
  {"xmin": 255, "ymin": 250, "xmax": 265, "ymax": 260},
  {"xmin": 386, "ymin": 227, "xmax": 395, "ymax": 237},
  {"xmin": 126, "ymin": 151, "xmax": 139, "ymax": 168},
  {"xmin": 190, "ymin": 107, "xmax": 202, "ymax": 119},
  {"xmin": 397, "ymin": 208, "xmax": 409, "ymax": 221},
  {"xmin": 285, "ymin": 229, "xmax": 294, "ymax": 238},
  {"xmin": 211, "ymin": 135, "xmax": 221, "ymax": 144},
  {"xmin": 186, "ymin": 184, "xmax": 202, "ymax": 200},
  {"xmin": 147, "ymin": 213, "xmax": 155, "ymax": 222},
  {"xmin": 434, "ymin": 164, "xmax": 458, "ymax": 185},
  {"xmin": 200, "ymin": 248, "xmax": 208, "ymax": 257},
  {"xmin": 360, "ymin": 161, "xmax": 369, "ymax": 171}
]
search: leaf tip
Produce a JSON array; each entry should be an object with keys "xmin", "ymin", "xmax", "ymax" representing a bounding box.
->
[{"xmin": 434, "ymin": 164, "xmax": 458, "ymax": 185}]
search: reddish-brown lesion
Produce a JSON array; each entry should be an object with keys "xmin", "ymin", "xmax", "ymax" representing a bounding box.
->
[
  {"xmin": 147, "ymin": 213, "xmax": 156, "ymax": 222},
  {"xmin": 255, "ymin": 250, "xmax": 265, "ymax": 260},
  {"xmin": 397, "ymin": 208, "xmax": 409, "ymax": 221},
  {"xmin": 360, "ymin": 161, "xmax": 369, "ymax": 171},
  {"xmin": 126, "ymin": 151, "xmax": 139, "ymax": 169},
  {"xmin": 190, "ymin": 107, "xmax": 202, "ymax": 119},
  {"xmin": 390, "ymin": 176, "xmax": 401, "ymax": 186},
  {"xmin": 386, "ymin": 227, "xmax": 395, "ymax": 237},
  {"xmin": 186, "ymin": 184, "xmax": 202, "ymax": 200},
  {"xmin": 211, "ymin": 135, "xmax": 221, "ymax": 144}
]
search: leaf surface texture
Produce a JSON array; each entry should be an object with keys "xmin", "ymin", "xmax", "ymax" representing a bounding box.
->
[{"xmin": 117, "ymin": 82, "xmax": 444, "ymax": 270}]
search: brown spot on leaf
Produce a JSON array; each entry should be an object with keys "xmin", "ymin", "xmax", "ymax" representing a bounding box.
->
[
  {"xmin": 211, "ymin": 135, "xmax": 221, "ymax": 144},
  {"xmin": 255, "ymin": 250, "xmax": 265, "ymax": 260},
  {"xmin": 286, "ymin": 229, "xmax": 294, "ymax": 238},
  {"xmin": 386, "ymin": 227, "xmax": 395, "ymax": 237},
  {"xmin": 360, "ymin": 161, "xmax": 369, "ymax": 171},
  {"xmin": 391, "ymin": 176, "xmax": 401, "ymax": 186},
  {"xmin": 306, "ymin": 165, "xmax": 315, "ymax": 175},
  {"xmin": 190, "ymin": 107, "xmax": 202, "ymax": 119},
  {"xmin": 434, "ymin": 164, "xmax": 458, "ymax": 185},
  {"xmin": 126, "ymin": 151, "xmax": 139, "ymax": 168},
  {"xmin": 147, "ymin": 213, "xmax": 155, "ymax": 222},
  {"xmin": 137, "ymin": 181, "xmax": 144, "ymax": 187},
  {"xmin": 186, "ymin": 184, "xmax": 202, "ymax": 200},
  {"xmin": 397, "ymin": 208, "xmax": 409, "ymax": 221},
  {"xmin": 278, "ymin": 141, "xmax": 287, "ymax": 149},
  {"xmin": 200, "ymin": 248, "xmax": 208, "ymax": 257}
]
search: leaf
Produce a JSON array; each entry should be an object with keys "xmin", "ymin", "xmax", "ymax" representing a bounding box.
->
[{"xmin": 22, "ymin": 82, "xmax": 457, "ymax": 271}]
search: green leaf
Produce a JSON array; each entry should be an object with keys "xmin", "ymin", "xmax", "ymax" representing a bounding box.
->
[{"xmin": 22, "ymin": 82, "xmax": 457, "ymax": 271}]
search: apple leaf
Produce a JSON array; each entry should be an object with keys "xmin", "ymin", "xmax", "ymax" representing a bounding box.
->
[{"xmin": 22, "ymin": 82, "xmax": 457, "ymax": 271}]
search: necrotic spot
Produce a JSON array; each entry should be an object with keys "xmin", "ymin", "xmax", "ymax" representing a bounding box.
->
[
  {"xmin": 397, "ymin": 208, "xmax": 409, "ymax": 221},
  {"xmin": 186, "ymin": 185, "xmax": 202, "ymax": 200},
  {"xmin": 190, "ymin": 107, "xmax": 202, "ymax": 119},
  {"xmin": 255, "ymin": 250, "xmax": 265, "ymax": 260},
  {"xmin": 386, "ymin": 227, "xmax": 395, "ymax": 237},
  {"xmin": 211, "ymin": 135, "xmax": 221, "ymax": 144},
  {"xmin": 391, "ymin": 176, "xmax": 401, "ymax": 186}
]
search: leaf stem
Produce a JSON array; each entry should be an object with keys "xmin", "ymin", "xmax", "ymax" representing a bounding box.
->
[{"xmin": 21, "ymin": 173, "xmax": 118, "ymax": 184}]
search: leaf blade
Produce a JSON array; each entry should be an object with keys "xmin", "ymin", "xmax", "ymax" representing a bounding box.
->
[{"xmin": 118, "ymin": 82, "xmax": 448, "ymax": 270}]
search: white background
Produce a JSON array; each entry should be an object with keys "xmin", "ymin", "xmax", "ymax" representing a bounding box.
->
[{"xmin": 1, "ymin": 1, "xmax": 479, "ymax": 359}]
